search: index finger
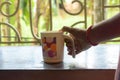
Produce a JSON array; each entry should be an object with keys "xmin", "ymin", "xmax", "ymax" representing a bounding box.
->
[{"xmin": 61, "ymin": 26, "xmax": 77, "ymax": 35}]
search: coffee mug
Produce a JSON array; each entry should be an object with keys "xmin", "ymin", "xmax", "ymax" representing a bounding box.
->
[{"xmin": 41, "ymin": 31, "xmax": 76, "ymax": 63}]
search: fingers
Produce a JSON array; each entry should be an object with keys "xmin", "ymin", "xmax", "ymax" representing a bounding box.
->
[
  {"xmin": 64, "ymin": 38, "xmax": 74, "ymax": 55},
  {"xmin": 65, "ymin": 38, "xmax": 81, "ymax": 55}
]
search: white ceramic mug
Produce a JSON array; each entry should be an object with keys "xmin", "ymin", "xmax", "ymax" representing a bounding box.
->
[{"xmin": 41, "ymin": 31, "xmax": 76, "ymax": 63}]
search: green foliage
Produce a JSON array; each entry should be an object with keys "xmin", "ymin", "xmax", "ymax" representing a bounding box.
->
[
  {"xmin": 20, "ymin": 0, "xmax": 29, "ymax": 25},
  {"xmin": 107, "ymin": 0, "xmax": 120, "ymax": 5}
]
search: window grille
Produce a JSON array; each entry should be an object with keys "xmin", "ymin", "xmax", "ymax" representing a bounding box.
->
[{"xmin": 0, "ymin": 0, "xmax": 119, "ymax": 45}]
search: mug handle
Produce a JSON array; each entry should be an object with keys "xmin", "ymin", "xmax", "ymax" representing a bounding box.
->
[{"xmin": 63, "ymin": 34, "xmax": 76, "ymax": 58}]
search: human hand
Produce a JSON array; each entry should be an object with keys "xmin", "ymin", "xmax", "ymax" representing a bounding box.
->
[{"xmin": 61, "ymin": 26, "xmax": 92, "ymax": 56}]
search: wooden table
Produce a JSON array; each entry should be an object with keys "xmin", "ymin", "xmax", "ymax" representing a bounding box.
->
[{"xmin": 0, "ymin": 44, "xmax": 119, "ymax": 80}]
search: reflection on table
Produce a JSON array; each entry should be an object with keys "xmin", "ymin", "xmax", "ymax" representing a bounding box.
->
[{"xmin": 0, "ymin": 44, "xmax": 119, "ymax": 69}]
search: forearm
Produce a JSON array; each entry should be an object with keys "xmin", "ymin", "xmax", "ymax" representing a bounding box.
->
[{"xmin": 90, "ymin": 13, "xmax": 120, "ymax": 44}]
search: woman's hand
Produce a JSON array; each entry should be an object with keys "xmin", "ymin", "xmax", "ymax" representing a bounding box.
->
[{"xmin": 61, "ymin": 26, "xmax": 92, "ymax": 56}]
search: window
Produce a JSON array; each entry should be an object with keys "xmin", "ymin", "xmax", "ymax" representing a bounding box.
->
[{"xmin": 0, "ymin": 0, "xmax": 120, "ymax": 46}]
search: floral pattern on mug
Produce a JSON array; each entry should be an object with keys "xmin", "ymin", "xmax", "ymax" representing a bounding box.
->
[{"xmin": 42, "ymin": 37, "xmax": 57, "ymax": 58}]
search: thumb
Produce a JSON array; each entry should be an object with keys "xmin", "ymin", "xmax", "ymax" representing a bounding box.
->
[{"xmin": 61, "ymin": 26, "xmax": 77, "ymax": 35}]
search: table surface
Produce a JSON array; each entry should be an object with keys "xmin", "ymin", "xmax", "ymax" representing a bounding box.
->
[{"xmin": 0, "ymin": 44, "xmax": 119, "ymax": 70}]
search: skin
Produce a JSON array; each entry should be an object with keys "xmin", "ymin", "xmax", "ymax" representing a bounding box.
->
[{"xmin": 61, "ymin": 13, "xmax": 120, "ymax": 56}]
